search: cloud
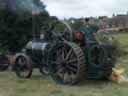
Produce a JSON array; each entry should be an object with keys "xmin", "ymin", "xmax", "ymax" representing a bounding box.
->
[{"xmin": 41, "ymin": 0, "xmax": 128, "ymax": 19}]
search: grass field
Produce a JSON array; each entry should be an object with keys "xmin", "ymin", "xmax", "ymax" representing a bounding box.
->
[{"xmin": 0, "ymin": 33, "xmax": 128, "ymax": 96}]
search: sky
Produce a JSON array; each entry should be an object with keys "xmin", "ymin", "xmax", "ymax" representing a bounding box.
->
[{"xmin": 41, "ymin": 0, "xmax": 128, "ymax": 19}]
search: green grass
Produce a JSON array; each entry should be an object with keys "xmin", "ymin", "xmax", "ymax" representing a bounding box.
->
[
  {"xmin": 112, "ymin": 33, "xmax": 128, "ymax": 71},
  {"xmin": 1, "ymin": 71, "xmax": 128, "ymax": 96},
  {"xmin": 0, "ymin": 33, "xmax": 128, "ymax": 96}
]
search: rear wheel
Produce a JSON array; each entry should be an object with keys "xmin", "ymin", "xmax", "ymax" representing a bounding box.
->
[
  {"xmin": 48, "ymin": 42, "xmax": 86, "ymax": 85},
  {"xmin": 15, "ymin": 55, "xmax": 32, "ymax": 78},
  {"xmin": 87, "ymin": 44, "xmax": 114, "ymax": 79}
]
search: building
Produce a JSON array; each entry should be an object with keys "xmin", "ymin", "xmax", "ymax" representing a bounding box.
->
[{"xmin": 111, "ymin": 13, "xmax": 128, "ymax": 27}]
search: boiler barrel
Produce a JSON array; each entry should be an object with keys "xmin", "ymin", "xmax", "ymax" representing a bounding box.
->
[{"xmin": 25, "ymin": 41, "xmax": 48, "ymax": 57}]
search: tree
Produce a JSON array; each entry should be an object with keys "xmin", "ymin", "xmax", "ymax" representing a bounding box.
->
[{"xmin": 0, "ymin": 0, "xmax": 50, "ymax": 52}]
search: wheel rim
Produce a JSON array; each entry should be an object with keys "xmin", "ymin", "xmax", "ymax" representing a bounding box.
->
[
  {"xmin": 15, "ymin": 56, "xmax": 32, "ymax": 78},
  {"xmin": 48, "ymin": 42, "xmax": 86, "ymax": 84}
]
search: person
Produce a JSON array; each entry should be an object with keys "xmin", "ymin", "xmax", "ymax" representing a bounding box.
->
[{"xmin": 80, "ymin": 18, "xmax": 99, "ymax": 44}]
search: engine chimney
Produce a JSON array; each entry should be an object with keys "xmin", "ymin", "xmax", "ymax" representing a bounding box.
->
[{"xmin": 32, "ymin": 11, "xmax": 41, "ymax": 41}]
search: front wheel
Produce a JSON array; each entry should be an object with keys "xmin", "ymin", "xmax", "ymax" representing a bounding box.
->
[{"xmin": 14, "ymin": 55, "xmax": 33, "ymax": 79}]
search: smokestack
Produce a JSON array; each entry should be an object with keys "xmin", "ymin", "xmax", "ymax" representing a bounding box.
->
[{"xmin": 32, "ymin": 11, "xmax": 41, "ymax": 41}]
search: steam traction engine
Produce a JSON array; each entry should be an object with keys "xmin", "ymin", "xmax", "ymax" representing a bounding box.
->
[{"xmin": 14, "ymin": 19, "xmax": 114, "ymax": 85}]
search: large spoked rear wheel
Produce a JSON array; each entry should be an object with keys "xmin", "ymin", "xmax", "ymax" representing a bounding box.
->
[
  {"xmin": 48, "ymin": 42, "xmax": 86, "ymax": 85},
  {"xmin": 15, "ymin": 55, "xmax": 32, "ymax": 79}
]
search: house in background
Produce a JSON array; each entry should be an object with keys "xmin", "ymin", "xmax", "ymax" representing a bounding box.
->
[{"xmin": 111, "ymin": 13, "xmax": 128, "ymax": 27}]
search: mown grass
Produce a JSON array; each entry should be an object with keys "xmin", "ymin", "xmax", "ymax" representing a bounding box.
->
[{"xmin": 0, "ymin": 33, "xmax": 128, "ymax": 96}]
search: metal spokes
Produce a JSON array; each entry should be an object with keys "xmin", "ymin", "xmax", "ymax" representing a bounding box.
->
[
  {"xmin": 50, "ymin": 45, "xmax": 79, "ymax": 83},
  {"xmin": 48, "ymin": 42, "xmax": 86, "ymax": 84}
]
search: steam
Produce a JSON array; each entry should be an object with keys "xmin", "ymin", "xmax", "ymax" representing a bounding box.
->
[{"xmin": 7, "ymin": 0, "xmax": 46, "ymax": 14}]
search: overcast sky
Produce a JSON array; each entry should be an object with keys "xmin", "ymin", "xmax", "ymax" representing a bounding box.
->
[{"xmin": 41, "ymin": 0, "xmax": 128, "ymax": 19}]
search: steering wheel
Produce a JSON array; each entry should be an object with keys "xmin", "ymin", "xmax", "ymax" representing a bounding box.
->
[{"xmin": 49, "ymin": 21, "xmax": 73, "ymax": 41}]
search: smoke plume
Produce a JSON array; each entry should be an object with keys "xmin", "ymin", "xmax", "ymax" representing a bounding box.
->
[{"xmin": 7, "ymin": 0, "xmax": 46, "ymax": 14}]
